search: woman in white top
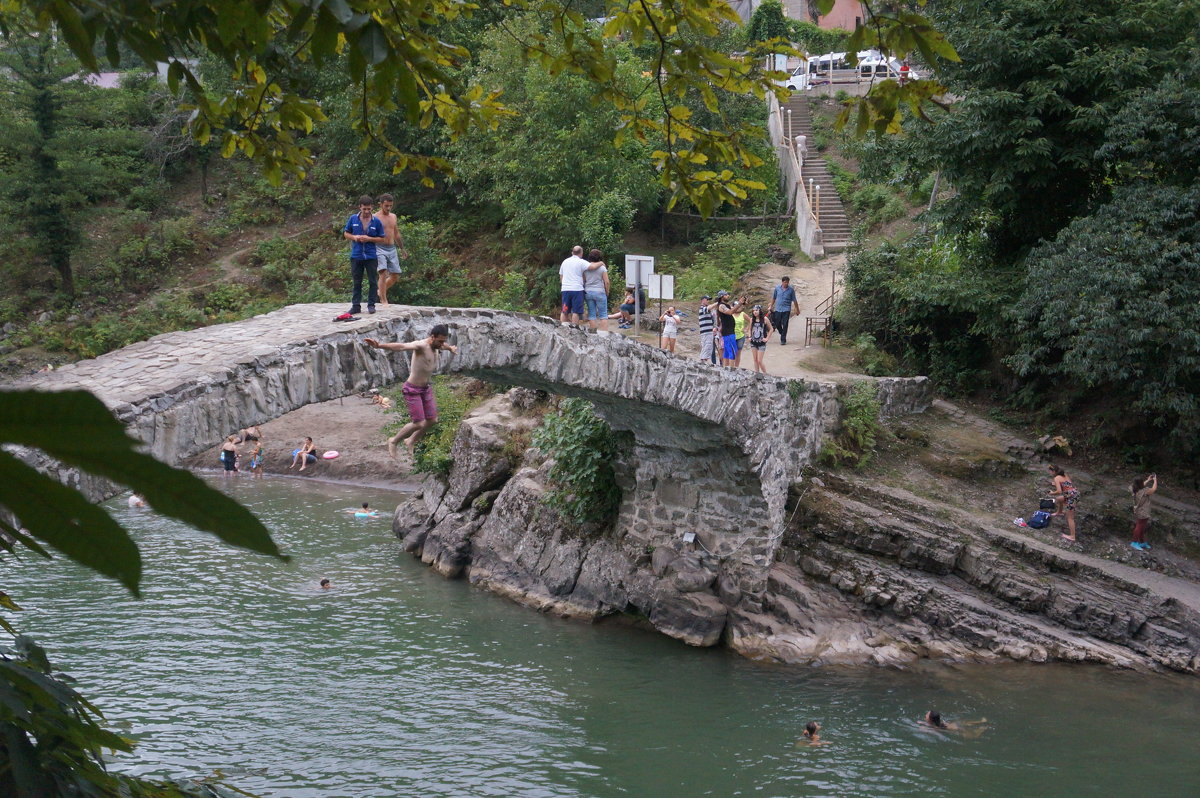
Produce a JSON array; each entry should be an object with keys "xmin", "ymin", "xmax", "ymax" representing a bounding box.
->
[{"xmin": 659, "ymin": 306, "xmax": 681, "ymax": 352}]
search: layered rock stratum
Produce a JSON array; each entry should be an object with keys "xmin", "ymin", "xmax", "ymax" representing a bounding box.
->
[{"xmin": 395, "ymin": 390, "xmax": 1200, "ymax": 674}]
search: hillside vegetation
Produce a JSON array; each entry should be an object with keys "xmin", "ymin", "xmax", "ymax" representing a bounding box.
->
[
  {"xmin": 0, "ymin": 13, "xmax": 790, "ymax": 373},
  {"xmin": 834, "ymin": 0, "xmax": 1200, "ymax": 466}
]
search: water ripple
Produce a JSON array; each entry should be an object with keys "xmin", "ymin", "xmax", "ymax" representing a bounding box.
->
[{"xmin": 4, "ymin": 476, "xmax": 1199, "ymax": 796}]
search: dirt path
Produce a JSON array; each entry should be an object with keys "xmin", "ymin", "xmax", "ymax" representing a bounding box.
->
[
  {"xmin": 613, "ymin": 249, "xmax": 863, "ymax": 382},
  {"xmin": 209, "ymin": 211, "xmax": 333, "ymax": 284}
]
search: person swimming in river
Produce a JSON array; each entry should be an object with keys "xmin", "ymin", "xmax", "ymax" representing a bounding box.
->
[
  {"xmin": 320, "ymin": 578, "xmax": 332, "ymax": 589},
  {"xmin": 344, "ymin": 502, "xmax": 379, "ymax": 518},
  {"xmin": 922, "ymin": 710, "xmax": 988, "ymax": 738},
  {"xmin": 797, "ymin": 721, "xmax": 827, "ymax": 746}
]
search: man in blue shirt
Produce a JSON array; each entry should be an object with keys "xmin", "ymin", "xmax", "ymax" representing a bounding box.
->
[
  {"xmin": 343, "ymin": 195, "xmax": 387, "ymax": 314},
  {"xmin": 771, "ymin": 276, "xmax": 800, "ymax": 345}
]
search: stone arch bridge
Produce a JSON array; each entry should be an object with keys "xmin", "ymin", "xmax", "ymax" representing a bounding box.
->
[{"xmin": 17, "ymin": 303, "xmax": 929, "ymax": 589}]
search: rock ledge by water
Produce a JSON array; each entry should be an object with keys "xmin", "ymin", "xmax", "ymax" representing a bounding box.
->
[{"xmin": 395, "ymin": 390, "xmax": 1200, "ymax": 674}]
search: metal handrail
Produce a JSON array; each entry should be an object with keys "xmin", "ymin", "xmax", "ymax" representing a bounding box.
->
[
  {"xmin": 814, "ymin": 289, "xmax": 840, "ymax": 317},
  {"xmin": 814, "ymin": 267, "xmax": 842, "ymax": 316}
]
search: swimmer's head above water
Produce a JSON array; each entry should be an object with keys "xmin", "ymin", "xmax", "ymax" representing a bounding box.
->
[
  {"xmin": 925, "ymin": 711, "xmax": 947, "ymax": 729},
  {"xmin": 320, "ymin": 579, "xmax": 331, "ymax": 589}
]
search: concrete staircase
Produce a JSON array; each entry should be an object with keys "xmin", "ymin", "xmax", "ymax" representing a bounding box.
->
[{"xmin": 780, "ymin": 94, "xmax": 853, "ymax": 252}]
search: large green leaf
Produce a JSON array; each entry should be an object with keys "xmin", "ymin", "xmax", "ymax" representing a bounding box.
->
[
  {"xmin": 0, "ymin": 390, "xmax": 286, "ymax": 585},
  {"xmin": 0, "ymin": 450, "xmax": 142, "ymax": 596}
]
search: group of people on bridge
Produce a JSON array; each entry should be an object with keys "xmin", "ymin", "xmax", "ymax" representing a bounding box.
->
[{"xmin": 556, "ymin": 246, "xmax": 802, "ymax": 376}]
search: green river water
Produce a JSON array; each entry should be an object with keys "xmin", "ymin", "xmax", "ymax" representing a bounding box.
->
[{"xmin": 6, "ymin": 476, "xmax": 1199, "ymax": 797}]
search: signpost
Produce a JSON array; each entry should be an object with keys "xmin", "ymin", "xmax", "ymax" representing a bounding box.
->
[{"xmin": 624, "ymin": 255, "xmax": 655, "ymax": 332}]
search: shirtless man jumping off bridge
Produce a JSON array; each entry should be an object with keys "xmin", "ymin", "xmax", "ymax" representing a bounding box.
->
[{"xmin": 364, "ymin": 324, "xmax": 458, "ymax": 459}]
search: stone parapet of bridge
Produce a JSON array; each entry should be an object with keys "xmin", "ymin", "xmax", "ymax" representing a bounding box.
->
[{"xmin": 13, "ymin": 303, "xmax": 931, "ymax": 586}]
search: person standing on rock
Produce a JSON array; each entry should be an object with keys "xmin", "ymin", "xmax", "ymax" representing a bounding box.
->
[
  {"xmin": 770, "ymin": 276, "xmax": 800, "ymax": 345},
  {"xmin": 343, "ymin": 195, "xmax": 387, "ymax": 315},
  {"xmin": 1048, "ymin": 464, "xmax": 1080, "ymax": 542},
  {"xmin": 374, "ymin": 193, "xmax": 408, "ymax": 306},
  {"xmin": 248, "ymin": 440, "xmax": 264, "ymax": 478},
  {"xmin": 716, "ymin": 290, "xmax": 738, "ymax": 367},
  {"xmin": 583, "ymin": 249, "xmax": 611, "ymax": 331},
  {"xmin": 1130, "ymin": 473, "xmax": 1158, "ymax": 551},
  {"xmin": 364, "ymin": 324, "xmax": 459, "ymax": 459},
  {"xmin": 559, "ymin": 246, "xmax": 589, "ymax": 324},
  {"xmin": 697, "ymin": 295, "xmax": 717, "ymax": 364}
]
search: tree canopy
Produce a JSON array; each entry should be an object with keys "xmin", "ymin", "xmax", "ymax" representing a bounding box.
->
[
  {"xmin": 842, "ymin": 0, "xmax": 1200, "ymax": 459},
  {"xmin": 4, "ymin": 0, "xmax": 956, "ymax": 216},
  {"xmin": 910, "ymin": 0, "xmax": 1197, "ymax": 257},
  {"xmin": 745, "ymin": 0, "xmax": 790, "ymax": 48}
]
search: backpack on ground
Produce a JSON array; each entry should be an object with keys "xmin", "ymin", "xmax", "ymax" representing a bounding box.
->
[
  {"xmin": 1027, "ymin": 510, "xmax": 1052, "ymax": 529},
  {"xmin": 1038, "ymin": 498, "xmax": 1057, "ymax": 511}
]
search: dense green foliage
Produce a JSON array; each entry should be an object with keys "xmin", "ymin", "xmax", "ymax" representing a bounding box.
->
[
  {"xmin": 841, "ymin": 0, "xmax": 1200, "ymax": 459},
  {"xmin": 10, "ymin": 0, "xmax": 804, "ymax": 216},
  {"xmin": 451, "ymin": 24, "xmax": 660, "ymax": 251},
  {"xmin": 0, "ymin": 32, "xmax": 189, "ymax": 302},
  {"xmin": 820, "ymin": 381, "xmax": 883, "ymax": 469},
  {"xmin": 843, "ymin": 233, "xmax": 1004, "ymax": 393},
  {"xmin": 788, "ymin": 20, "xmax": 848, "ymax": 56},
  {"xmin": 911, "ymin": 0, "xmax": 1197, "ymax": 257},
  {"xmin": 745, "ymin": 1, "xmax": 790, "ymax": 48},
  {"xmin": 824, "ymin": 152, "xmax": 907, "ymax": 232},
  {"xmin": 532, "ymin": 398, "xmax": 621, "ymax": 523},
  {"xmin": 10, "ymin": 0, "xmax": 957, "ymax": 219},
  {"xmin": 1011, "ymin": 185, "xmax": 1200, "ymax": 454},
  {"xmin": 677, "ymin": 226, "xmax": 787, "ymax": 300}
]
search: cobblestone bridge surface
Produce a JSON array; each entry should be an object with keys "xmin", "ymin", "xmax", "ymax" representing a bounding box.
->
[{"xmin": 15, "ymin": 303, "xmax": 930, "ymax": 584}]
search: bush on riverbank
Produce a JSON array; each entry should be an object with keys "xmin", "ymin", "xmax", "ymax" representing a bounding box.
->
[{"xmin": 676, "ymin": 226, "xmax": 787, "ymax": 301}]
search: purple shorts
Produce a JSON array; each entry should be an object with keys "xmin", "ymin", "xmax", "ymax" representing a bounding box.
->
[{"xmin": 402, "ymin": 382, "xmax": 437, "ymax": 422}]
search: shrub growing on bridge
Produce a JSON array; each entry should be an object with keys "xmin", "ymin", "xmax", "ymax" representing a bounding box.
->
[
  {"xmin": 820, "ymin": 381, "xmax": 883, "ymax": 469},
  {"xmin": 532, "ymin": 398, "xmax": 621, "ymax": 523}
]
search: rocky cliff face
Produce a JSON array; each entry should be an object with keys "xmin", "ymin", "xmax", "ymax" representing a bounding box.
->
[
  {"xmin": 734, "ymin": 475, "xmax": 1200, "ymax": 672},
  {"xmin": 394, "ymin": 389, "xmax": 1200, "ymax": 674}
]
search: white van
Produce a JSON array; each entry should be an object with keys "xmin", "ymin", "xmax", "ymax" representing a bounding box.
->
[{"xmin": 786, "ymin": 50, "xmax": 919, "ymax": 90}]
